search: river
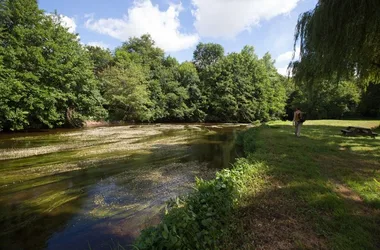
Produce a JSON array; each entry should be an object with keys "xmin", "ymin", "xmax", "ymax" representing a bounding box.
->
[{"xmin": 0, "ymin": 124, "xmax": 248, "ymax": 250}]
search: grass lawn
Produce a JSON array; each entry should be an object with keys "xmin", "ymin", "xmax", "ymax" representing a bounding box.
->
[{"xmin": 226, "ymin": 120, "xmax": 380, "ymax": 250}]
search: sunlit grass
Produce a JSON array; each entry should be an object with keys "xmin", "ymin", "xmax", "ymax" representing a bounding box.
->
[
  {"xmin": 229, "ymin": 120, "xmax": 380, "ymax": 249},
  {"xmin": 270, "ymin": 119, "xmax": 380, "ymax": 128}
]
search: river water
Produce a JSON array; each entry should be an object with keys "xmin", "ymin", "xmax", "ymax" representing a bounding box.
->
[{"xmin": 0, "ymin": 124, "xmax": 248, "ymax": 250}]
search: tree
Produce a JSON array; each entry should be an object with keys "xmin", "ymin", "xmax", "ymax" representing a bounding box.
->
[
  {"xmin": 288, "ymin": 0, "xmax": 380, "ymax": 120},
  {"xmin": 157, "ymin": 56, "xmax": 190, "ymax": 121},
  {"xmin": 288, "ymin": 79, "xmax": 361, "ymax": 119},
  {"xmin": 192, "ymin": 43, "xmax": 225, "ymax": 112},
  {"xmin": 359, "ymin": 83, "xmax": 380, "ymax": 118},
  {"xmin": 120, "ymin": 34, "xmax": 165, "ymax": 73},
  {"xmin": 292, "ymin": 0, "xmax": 380, "ymax": 82},
  {"xmin": 86, "ymin": 46, "xmax": 113, "ymax": 76},
  {"xmin": 115, "ymin": 35, "xmax": 174, "ymax": 121},
  {"xmin": 260, "ymin": 53, "xmax": 287, "ymax": 119},
  {"xmin": 0, "ymin": 0, "xmax": 105, "ymax": 130},
  {"xmin": 177, "ymin": 62, "xmax": 206, "ymax": 121},
  {"xmin": 204, "ymin": 46, "xmax": 285, "ymax": 122},
  {"xmin": 101, "ymin": 61, "xmax": 153, "ymax": 122},
  {"xmin": 193, "ymin": 42, "xmax": 224, "ymax": 71}
]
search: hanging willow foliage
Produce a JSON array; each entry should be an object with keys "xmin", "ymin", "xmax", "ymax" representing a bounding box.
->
[{"xmin": 290, "ymin": 0, "xmax": 380, "ymax": 84}]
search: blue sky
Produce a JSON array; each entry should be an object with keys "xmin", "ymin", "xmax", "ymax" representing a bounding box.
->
[{"xmin": 38, "ymin": 0, "xmax": 317, "ymax": 75}]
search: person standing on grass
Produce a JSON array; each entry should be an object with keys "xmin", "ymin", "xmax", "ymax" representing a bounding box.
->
[{"xmin": 293, "ymin": 108, "xmax": 303, "ymax": 137}]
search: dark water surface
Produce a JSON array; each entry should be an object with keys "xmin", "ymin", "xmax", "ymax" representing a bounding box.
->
[{"xmin": 0, "ymin": 124, "xmax": 247, "ymax": 250}]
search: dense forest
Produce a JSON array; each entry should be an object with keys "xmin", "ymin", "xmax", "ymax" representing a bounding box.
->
[{"xmin": 0, "ymin": 0, "xmax": 379, "ymax": 131}]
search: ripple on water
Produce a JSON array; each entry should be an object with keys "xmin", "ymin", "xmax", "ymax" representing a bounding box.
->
[{"xmin": 0, "ymin": 124, "xmax": 246, "ymax": 250}]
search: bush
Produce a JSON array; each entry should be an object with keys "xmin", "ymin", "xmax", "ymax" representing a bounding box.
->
[
  {"xmin": 135, "ymin": 159, "xmax": 265, "ymax": 249},
  {"xmin": 236, "ymin": 127, "xmax": 258, "ymax": 154},
  {"xmin": 135, "ymin": 128, "xmax": 265, "ymax": 249}
]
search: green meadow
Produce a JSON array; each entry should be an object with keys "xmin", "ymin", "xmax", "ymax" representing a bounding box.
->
[{"xmin": 226, "ymin": 120, "xmax": 380, "ymax": 249}]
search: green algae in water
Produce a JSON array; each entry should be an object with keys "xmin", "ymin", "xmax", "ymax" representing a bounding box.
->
[{"xmin": 0, "ymin": 124, "xmax": 246, "ymax": 250}]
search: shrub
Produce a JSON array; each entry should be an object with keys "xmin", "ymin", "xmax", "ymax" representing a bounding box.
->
[{"xmin": 135, "ymin": 147, "xmax": 266, "ymax": 249}]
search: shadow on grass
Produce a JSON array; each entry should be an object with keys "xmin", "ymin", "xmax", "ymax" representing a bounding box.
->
[
  {"xmin": 228, "ymin": 124, "xmax": 380, "ymax": 250},
  {"xmin": 228, "ymin": 182, "xmax": 379, "ymax": 250}
]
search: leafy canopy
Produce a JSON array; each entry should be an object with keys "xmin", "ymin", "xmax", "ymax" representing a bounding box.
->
[
  {"xmin": 0, "ymin": 0, "xmax": 105, "ymax": 130},
  {"xmin": 292, "ymin": 0, "xmax": 380, "ymax": 82}
]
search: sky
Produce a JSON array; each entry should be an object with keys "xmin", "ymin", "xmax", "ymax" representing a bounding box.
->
[{"xmin": 38, "ymin": 0, "xmax": 318, "ymax": 75}]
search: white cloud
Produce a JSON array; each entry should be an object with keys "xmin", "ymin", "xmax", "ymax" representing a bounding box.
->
[
  {"xmin": 60, "ymin": 15, "xmax": 77, "ymax": 33},
  {"xmin": 53, "ymin": 15, "xmax": 77, "ymax": 34},
  {"xmin": 277, "ymin": 66, "xmax": 290, "ymax": 76},
  {"xmin": 276, "ymin": 48, "xmax": 300, "ymax": 63},
  {"xmin": 192, "ymin": 0, "xmax": 300, "ymax": 38},
  {"xmin": 276, "ymin": 51, "xmax": 293, "ymax": 63},
  {"xmin": 85, "ymin": 1, "xmax": 199, "ymax": 52},
  {"xmin": 87, "ymin": 41, "xmax": 110, "ymax": 49},
  {"xmin": 275, "ymin": 47, "xmax": 300, "ymax": 75},
  {"xmin": 48, "ymin": 14, "xmax": 77, "ymax": 34}
]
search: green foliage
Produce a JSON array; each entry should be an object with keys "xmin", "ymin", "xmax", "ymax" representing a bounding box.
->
[
  {"xmin": 0, "ymin": 1, "xmax": 289, "ymax": 130},
  {"xmin": 288, "ymin": 79, "xmax": 361, "ymax": 119},
  {"xmin": 358, "ymin": 83, "xmax": 380, "ymax": 118},
  {"xmin": 0, "ymin": 0, "xmax": 105, "ymax": 130},
  {"xmin": 101, "ymin": 38, "xmax": 287, "ymax": 124},
  {"xmin": 2, "ymin": 1, "xmax": 378, "ymax": 130},
  {"xmin": 260, "ymin": 53, "xmax": 288, "ymax": 119},
  {"xmin": 193, "ymin": 42, "xmax": 224, "ymax": 71},
  {"xmin": 100, "ymin": 61, "xmax": 153, "ymax": 122},
  {"xmin": 86, "ymin": 46, "xmax": 113, "ymax": 76},
  {"xmin": 292, "ymin": 0, "xmax": 380, "ymax": 82},
  {"xmin": 158, "ymin": 57, "xmax": 190, "ymax": 121},
  {"xmin": 120, "ymin": 34, "xmax": 165, "ymax": 71},
  {"xmin": 177, "ymin": 62, "xmax": 206, "ymax": 121},
  {"xmin": 236, "ymin": 125, "xmax": 258, "ymax": 153},
  {"xmin": 203, "ymin": 46, "xmax": 286, "ymax": 122},
  {"xmin": 110, "ymin": 36, "xmax": 194, "ymax": 122},
  {"xmin": 289, "ymin": 1, "xmax": 380, "ymax": 120},
  {"xmin": 135, "ymin": 156, "xmax": 266, "ymax": 250},
  {"xmin": 162, "ymin": 80, "xmax": 190, "ymax": 121}
]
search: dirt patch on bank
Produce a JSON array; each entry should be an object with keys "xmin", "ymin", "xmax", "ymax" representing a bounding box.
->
[{"xmin": 224, "ymin": 180, "xmax": 328, "ymax": 250}]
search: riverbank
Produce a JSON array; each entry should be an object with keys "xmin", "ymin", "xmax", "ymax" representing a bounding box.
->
[{"xmin": 136, "ymin": 120, "xmax": 380, "ymax": 249}]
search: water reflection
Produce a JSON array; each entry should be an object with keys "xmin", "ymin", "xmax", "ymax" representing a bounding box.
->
[{"xmin": 0, "ymin": 125, "xmax": 246, "ymax": 250}]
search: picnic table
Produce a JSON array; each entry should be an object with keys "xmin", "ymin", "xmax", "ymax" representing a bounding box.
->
[{"xmin": 341, "ymin": 126, "xmax": 378, "ymax": 138}]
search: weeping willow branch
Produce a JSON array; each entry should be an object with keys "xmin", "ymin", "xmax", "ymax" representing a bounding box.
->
[{"xmin": 291, "ymin": 0, "xmax": 380, "ymax": 84}]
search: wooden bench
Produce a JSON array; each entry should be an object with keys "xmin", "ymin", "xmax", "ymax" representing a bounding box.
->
[{"xmin": 341, "ymin": 126, "xmax": 378, "ymax": 138}]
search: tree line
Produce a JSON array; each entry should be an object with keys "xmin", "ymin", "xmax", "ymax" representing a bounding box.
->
[
  {"xmin": 1, "ymin": 0, "xmax": 379, "ymax": 131},
  {"xmin": 0, "ymin": 0, "xmax": 289, "ymax": 131},
  {"xmin": 94, "ymin": 37, "xmax": 288, "ymax": 124}
]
